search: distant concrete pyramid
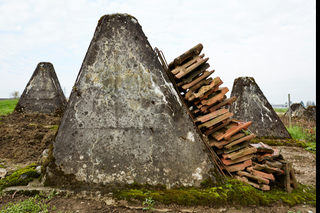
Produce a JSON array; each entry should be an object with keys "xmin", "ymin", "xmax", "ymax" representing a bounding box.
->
[
  {"xmin": 229, "ymin": 77, "xmax": 291, "ymax": 138},
  {"xmin": 284, "ymin": 103, "xmax": 305, "ymax": 117},
  {"xmin": 47, "ymin": 14, "xmax": 215, "ymax": 188},
  {"xmin": 15, "ymin": 62, "xmax": 67, "ymax": 115}
]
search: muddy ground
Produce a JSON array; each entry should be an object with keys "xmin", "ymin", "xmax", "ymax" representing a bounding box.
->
[{"xmin": 0, "ymin": 112, "xmax": 316, "ymax": 212}]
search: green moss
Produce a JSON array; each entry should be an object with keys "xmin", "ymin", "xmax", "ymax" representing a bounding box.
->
[
  {"xmin": 250, "ymin": 138, "xmax": 308, "ymax": 148},
  {"xmin": 0, "ymin": 164, "xmax": 5, "ymax": 168},
  {"xmin": 112, "ymin": 178, "xmax": 316, "ymax": 207},
  {"xmin": 0, "ymin": 163, "xmax": 40, "ymax": 192}
]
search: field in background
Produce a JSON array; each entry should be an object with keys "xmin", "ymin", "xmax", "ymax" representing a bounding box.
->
[
  {"xmin": 0, "ymin": 99, "xmax": 19, "ymax": 116},
  {"xmin": 273, "ymin": 108, "xmax": 288, "ymax": 113}
]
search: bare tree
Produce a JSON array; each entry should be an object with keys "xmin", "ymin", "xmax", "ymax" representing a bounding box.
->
[
  {"xmin": 10, "ymin": 91, "xmax": 20, "ymax": 99},
  {"xmin": 306, "ymin": 101, "xmax": 314, "ymax": 107}
]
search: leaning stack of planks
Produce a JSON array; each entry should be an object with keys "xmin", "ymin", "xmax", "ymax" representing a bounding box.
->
[
  {"xmin": 166, "ymin": 44, "xmax": 259, "ymax": 188},
  {"xmin": 164, "ymin": 43, "xmax": 297, "ymax": 192}
]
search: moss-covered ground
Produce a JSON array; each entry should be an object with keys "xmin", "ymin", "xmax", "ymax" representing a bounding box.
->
[{"xmin": 113, "ymin": 178, "xmax": 316, "ymax": 208}]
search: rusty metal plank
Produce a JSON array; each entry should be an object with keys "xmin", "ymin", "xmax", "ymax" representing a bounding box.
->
[
  {"xmin": 203, "ymin": 119, "xmax": 231, "ymax": 136},
  {"xmin": 246, "ymin": 167, "xmax": 275, "ymax": 180},
  {"xmin": 256, "ymin": 153, "xmax": 272, "ymax": 162},
  {"xmin": 224, "ymin": 134, "xmax": 256, "ymax": 150},
  {"xmin": 168, "ymin": 43, "xmax": 203, "ymax": 69},
  {"xmin": 220, "ymin": 154, "xmax": 254, "ymax": 165},
  {"xmin": 222, "ymin": 146, "xmax": 257, "ymax": 160},
  {"xmin": 198, "ymin": 112, "xmax": 233, "ymax": 129},
  {"xmin": 181, "ymin": 70, "xmax": 214, "ymax": 89},
  {"xmin": 209, "ymin": 132, "xmax": 245, "ymax": 149},
  {"xmin": 195, "ymin": 108, "xmax": 229, "ymax": 123},
  {"xmin": 210, "ymin": 121, "xmax": 239, "ymax": 141},
  {"xmin": 223, "ymin": 159, "xmax": 252, "ymax": 172}
]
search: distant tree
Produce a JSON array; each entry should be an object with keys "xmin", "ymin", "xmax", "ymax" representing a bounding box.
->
[
  {"xmin": 284, "ymin": 101, "xmax": 292, "ymax": 107},
  {"xmin": 312, "ymin": 101, "xmax": 315, "ymax": 106},
  {"xmin": 10, "ymin": 91, "xmax": 20, "ymax": 99},
  {"xmin": 300, "ymin": 101, "xmax": 305, "ymax": 107},
  {"xmin": 306, "ymin": 101, "xmax": 313, "ymax": 107}
]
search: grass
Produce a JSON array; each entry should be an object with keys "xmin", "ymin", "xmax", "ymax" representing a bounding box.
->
[
  {"xmin": 286, "ymin": 125, "xmax": 316, "ymax": 153},
  {"xmin": 273, "ymin": 108, "xmax": 288, "ymax": 113},
  {"xmin": 0, "ymin": 99, "xmax": 19, "ymax": 116}
]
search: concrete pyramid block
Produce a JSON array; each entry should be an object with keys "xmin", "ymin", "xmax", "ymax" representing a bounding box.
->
[
  {"xmin": 48, "ymin": 14, "xmax": 215, "ymax": 188},
  {"xmin": 284, "ymin": 103, "xmax": 305, "ymax": 117},
  {"xmin": 229, "ymin": 77, "xmax": 291, "ymax": 138},
  {"xmin": 15, "ymin": 62, "xmax": 67, "ymax": 115}
]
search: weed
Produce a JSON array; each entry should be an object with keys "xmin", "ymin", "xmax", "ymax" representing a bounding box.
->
[
  {"xmin": 143, "ymin": 197, "xmax": 155, "ymax": 212},
  {"xmin": 0, "ymin": 99, "xmax": 19, "ymax": 116}
]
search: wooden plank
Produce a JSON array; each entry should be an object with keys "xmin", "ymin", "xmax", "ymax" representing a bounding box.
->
[
  {"xmin": 223, "ymin": 140, "xmax": 251, "ymax": 154},
  {"xmin": 223, "ymin": 159, "xmax": 252, "ymax": 172},
  {"xmin": 181, "ymin": 70, "xmax": 214, "ymax": 89},
  {"xmin": 184, "ymin": 78, "xmax": 212, "ymax": 100},
  {"xmin": 284, "ymin": 163, "xmax": 293, "ymax": 193},
  {"xmin": 220, "ymin": 154, "xmax": 253, "ymax": 165},
  {"xmin": 222, "ymin": 146, "xmax": 257, "ymax": 160},
  {"xmin": 170, "ymin": 43, "xmax": 203, "ymax": 67},
  {"xmin": 265, "ymin": 160, "xmax": 282, "ymax": 168},
  {"xmin": 223, "ymin": 121, "xmax": 252, "ymax": 140},
  {"xmin": 205, "ymin": 96, "xmax": 237, "ymax": 113},
  {"xmin": 234, "ymin": 175, "xmax": 270, "ymax": 191},
  {"xmin": 237, "ymin": 170, "xmax": 269, "ymax": 184},
  {"xmin": 197, "ymin": 112, "xmax": 233, "ymax": 129},
  {"xmin": 252, "ymin": 163, "xmax": 285, "ymax": 175},
  {"xmin": 210, "ymin": 132, "xmax": 245, "ymax": 149},
  {"xmin": 200, "ymin": 87, "xmax": 229, "ymax": 106},
  {"xmin": 203, "ymin": 119, "xmax": 231, "ymax": 136},
  {"xmin": 194, "ymin": 108, "xmax": 229, "ymax": 123},
  {"xmin": 171, "ymin": 53, "xmax": 204, "ymax": 75},
  {"xmin": 224, "ymin": 134, "xmax": 256, "ymax": 149},
  {"xmin": 176, "ymin": 56, "xmax": 209, "ymax": 79},
  {"xmin": 177, "ymin": 63, "xmax": 210, "ymax": 86},
  {"xmin": 246, "ymin": 167, "xmax": 275, "ymax": 180},
  {"xmin": 289, "ymin": 163, "xmax": 299, "ymax": 189},
  {"xmin": 194, "ymin": 77, "xmax": 223, "ymax": 98}
]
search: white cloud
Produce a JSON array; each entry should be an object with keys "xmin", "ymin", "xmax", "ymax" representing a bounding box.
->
[{"xmin": 0, "ymin": 0, "xmax": 315, "ymax": 104}]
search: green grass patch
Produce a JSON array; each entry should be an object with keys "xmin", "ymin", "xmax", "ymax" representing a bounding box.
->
[
  {"xmin": 113, "ymin": 179, "xmax": 316, "ymax": 208},
  {"xmin": 273, "ymin": 108, "xmax": 288, "ymax": 113},
  {"xmin": 0, "ymin": 163, "xmax": 40, "ymax": 192},
  {"xmin": 0, "ymin": 99, "xmax": 19, "ymax": 116}
]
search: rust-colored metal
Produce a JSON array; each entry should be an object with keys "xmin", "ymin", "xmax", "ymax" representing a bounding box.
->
[
  {"xmin": 224, "ymin": 134, "xmax": 256, "ymax": 150},
  {"xmin": 194, "ymin": 108, "xmax": 229, "ymax": 123},
  {"xmin": 181, "ymin": 70, "xmax": 214, "ymax": 89}
]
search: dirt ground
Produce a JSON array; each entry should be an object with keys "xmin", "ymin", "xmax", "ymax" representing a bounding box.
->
[{"xmin": 0, "ymin": 112, "xmax": 316, "ymax": 212}]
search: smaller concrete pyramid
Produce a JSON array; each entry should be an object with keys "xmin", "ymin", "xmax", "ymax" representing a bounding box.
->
[
  {"xmin": 15, "ymin": 62, "xmax": 67, "ymax": 115},
  {"xmin": 284, "ymin": 103, "xmax": 305, "ymax": 117},
  {"xmin": 229, "ymin": 76, "xmax": 291, "ymax": 138}
]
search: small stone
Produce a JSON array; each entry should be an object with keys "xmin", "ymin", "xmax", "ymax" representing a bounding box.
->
[
  {"xmin": 36, "ymin": 166, "xmax": 42, "ymax": 175},
  {"xmin": 0, "ymin": 168, "xmax": 7, "ymax": 179}
]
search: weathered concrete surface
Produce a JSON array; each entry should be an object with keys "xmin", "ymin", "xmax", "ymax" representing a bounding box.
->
[
  {"xmin": 15, "ymin": 62, "xmax": 67, "ymax": 115},
  {"xmin": 284, "ymin": 103, "xmax": 305, "ymax": 117},
  {"xmin": 49, "ymin": 14, "xmax": 215, "ymax": 189},
  {"xmin": 303, "ymin": 106, "xmax": 316, "ymax": 121},
  {"xmin": 229, "ymin": 77, "xmax": 291, "ymax": 138}
]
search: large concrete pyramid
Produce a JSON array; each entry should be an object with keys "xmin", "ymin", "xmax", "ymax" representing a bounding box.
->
[
  {"xmin": 15, "ymin": 62, "xmax": 67, "ymax": 115},
  {"xmin": 48, "ymin": 14, "xmax": 215, "ymax": 188},
  {"xmin": 229, "ymin": 76, "xmax": 291, "ymax": 138}
]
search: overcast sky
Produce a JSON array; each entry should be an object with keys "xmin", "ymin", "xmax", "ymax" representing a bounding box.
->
[{"xmin": 0, "ymin": 0, "xmax": 316, "ymax": 105}]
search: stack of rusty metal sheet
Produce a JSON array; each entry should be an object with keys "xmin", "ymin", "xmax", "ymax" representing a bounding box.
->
[{"xmin": 167, "ymin": 44, "xmax": 260, "ymax": 186}]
